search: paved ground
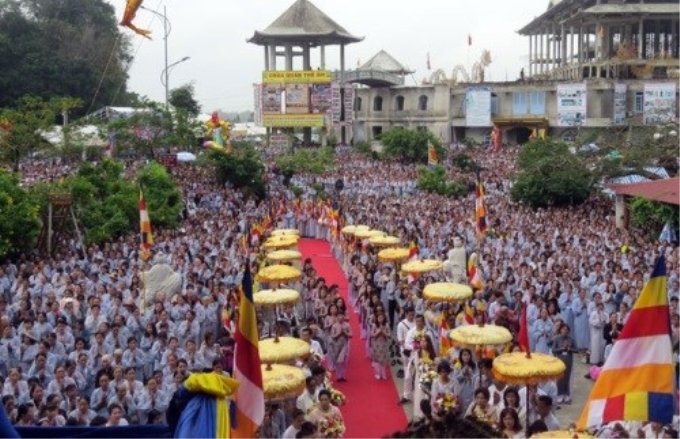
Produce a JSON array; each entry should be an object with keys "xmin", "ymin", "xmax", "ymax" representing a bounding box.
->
[{"xmin": 388, "ymin": 351, "xmax": 595, "ymax": 429}]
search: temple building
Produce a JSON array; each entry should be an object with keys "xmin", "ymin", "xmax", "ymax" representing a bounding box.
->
[{"xmin": 349, "ymin": 0, "xmax": 679, "ymax": 145}]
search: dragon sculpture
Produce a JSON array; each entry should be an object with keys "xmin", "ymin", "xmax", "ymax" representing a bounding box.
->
[{"xmin": 423, "ymin": 50, "xmax": 493, "ymax": 85}]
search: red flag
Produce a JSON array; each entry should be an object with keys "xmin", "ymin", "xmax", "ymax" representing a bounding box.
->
[
  {"xmin": 468, "ymin": 34, "xmax": 472, "ymax": 46},
  {"xmin": 408, "ymin": 240, "xmax": 419, "ymax": 260},
  {"xmin": 518, "ymin": 304, "xmax": 530, "ymax": 354}
]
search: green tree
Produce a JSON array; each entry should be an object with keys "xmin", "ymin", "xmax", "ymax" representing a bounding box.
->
[
  {"xmin": 57, "ymin": 159, "xmax": 182, "ymax": 245},
  {"xmin": 209, "ymin": 141, "xmax": 267, "ymax": 200},
  {"xmin": 169, "ymin": 84, "xmax": 201, "ymax": 117},
  {"xmin": 0, "ymin": 0, "xmax": 135, "ymax": 114},
  {"xmin": 416, "ymin": 165, "xmax": 467, "ymax": 197},
  {"xmin": 105, "ymin": 101, "xmax": 172, "ymax": 159},
  {"xmin": 451, "ymin": 152, "xmax": 481, "ymax": 174},
  {"xmin": 0, "ymin": 170, "xmax": 42, "ymax": 257},
  {"xmin": 511, "ymin": 139, "xmax": 594, "ymax": 208},
  {"xmin": 629, "ymin": 196, "xmax": 678, "ymax": 239},
  {"xmin": 0, "ymin": 95, "xmax": 59, "ymax": 171},
  {"xmin": 380, "ymin": 127, "xmax": 446, "ymax": 163},
  {"xmin": 275, "ymin": 147, "xmax": 335, "ymax": 184}
]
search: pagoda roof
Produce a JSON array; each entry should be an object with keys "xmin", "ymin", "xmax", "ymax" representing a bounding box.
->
[
  {"xmin": 518, "ymin": 0, "xmax": 679, "ymax": 34},
  {"xmin": 358, "ymin": 50, "xmax": 413, "ymax": 75},
  {"xmin": 248, "ymin": 0, "xmax": 363, "ymax": 46}
]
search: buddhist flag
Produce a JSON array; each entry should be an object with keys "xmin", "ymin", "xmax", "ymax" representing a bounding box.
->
[
  {"xmin": 439, "ymin": 316, "xmax": 452, "ymax": 355},
  {"xmin": 518, "ymin": 302, "xmax": 530, "ymax": 354},
  {"xmin": 139, "ymin": 189, "xmax": 153, "ymax": 261},
  {"xmin": 577, "ymin": 256, "xmax": 674, "ymax": 429},
  {"xmin": 231, "ymin": 264, "xmax": 264, "ymax": 438},
  {"xmin": 463, "ymin": 301, "xmax": 475, "ymax": 325},
  {"xmin": 474, "ymin": 175, "xmax": 488, "ymax": 237},
  {"xmin": 409, "ymin": 240, "xmax": 419, "ymax": 260},
  {"xmin": 427, "ymin": 142, "xmax": 439, "ymax": 168},
  {"xmin": 468, "ymin": 255, "xmax": 483, "ymax": 290}
]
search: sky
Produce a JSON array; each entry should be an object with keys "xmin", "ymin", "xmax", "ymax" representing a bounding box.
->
[{"xmin": 107, "ymin": 0, "xmax": 549, "ymax": 112}]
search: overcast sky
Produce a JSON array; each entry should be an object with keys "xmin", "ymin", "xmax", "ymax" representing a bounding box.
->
[{"xmin": 107, "ymin": 0, "xmax": 548, "ymax": 112}]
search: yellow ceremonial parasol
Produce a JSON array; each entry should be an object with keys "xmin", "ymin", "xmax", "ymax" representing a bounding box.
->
[
  {"xmin": 532, "ymin": 431, "xmax": 594, "ymax": 438},
  {"xmin": 264, "ymin": 235, "xmax": 299, "ymax": 249},
  {"xmin": 342, "ymin": 224, "xmax": 369, "ymax": 235},
  {"xmin": 266, "ymin": 249, "xmax": 302, "ymax": 263},
  {"xmin": 261, "ymin": 364, "xmax": 307, "ymax": 401},
  {"xmin": 253, "ymin": 289, "xmax": 300, "ymax": 306},
  {"xmin": 378, "ymin": 248, "xmax": 410, "ymax": 263},
  {"xmin": 402, "ymin": 259, "xmax": 443, "ymax": 274},
  {"xmin": 259, "ymin": 337, "xmax": 310, "ymax": 363},
  {"xmin": 423, "ymin": 282, "xmax": 472, "ymax": 303},
  {"xmin": 492, "ymin": 352, "xmax": 566, "ymax": 386},
  {"xmin": 449, "ymin": 324, "xmax": 513, "ymax": 347},
  {"xmin": 354, "ymin": 229, "xmax": 385, "ymax": 240},
  {"xmin": 369, "ymin": 235, "xmax": 401, "ymax": 247},
  {"xmin": 271, "ymin": 229, "xmax": 300, "ymax": 237},
  {"xmin": 257, "ymin": 265, "xmax": 302, "ymax": 283}
]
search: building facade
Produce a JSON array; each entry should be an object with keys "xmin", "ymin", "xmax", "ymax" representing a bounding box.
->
[{"xmin": 351, "ymin": 0, "xmax": 679, "ymax": 145}]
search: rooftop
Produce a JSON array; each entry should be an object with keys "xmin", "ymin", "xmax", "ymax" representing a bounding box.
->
[
  {"xmin": 358, "ymin": 50, "xmax": 413, "ymax": 75},
  {"xmin": 248, "ymin": 0, "xmax": 363, "ymax": 46},
  {"xmin": 608, "ymin": 177, "xmax": 680, "ymax": 205}
]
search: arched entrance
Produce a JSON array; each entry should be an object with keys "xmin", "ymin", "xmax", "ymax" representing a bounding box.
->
[{"xmin": 508, "ymin": 126, "xmax": 533, "ymax": 144}]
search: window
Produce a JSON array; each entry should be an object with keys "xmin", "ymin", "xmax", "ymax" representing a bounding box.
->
[
  {"xmin": 418, "ymin": 95, "xmax": 428, "ymax": 111},
  {"xmin": 373, "ymin": 96, "xmax": 383, "ymax": 111},
  {"xmin": 355, "ymin": 97, "xmax": 362, "ymax": 111},
  {"xmin": 512, "ymin": 92, "xmax": 527, "ymax": 115},
  {"xmin": 482, "ymin": 130, "xmax": 492, "ymax": 146},
  {"xmin": 491, "ymin": 94, "xmax": 499, "ymax": 115},
  {"xmin": 395, "ymin": 95, "xmax": 405, "ymax": 111},
  {"xmin": 530, "ymin": 92, "xmax": 546, "ymax": 115},
  {"xmin": 634, "ymin": 92, "xmax": 643, "ymax": 114},
  {"xmin": 372, "ymin": 126, "xmax": 383, "ymax": 139}
]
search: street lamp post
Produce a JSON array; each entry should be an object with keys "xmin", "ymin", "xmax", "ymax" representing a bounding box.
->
[
  {"xmin": 161, "ymin": 56, "xmax": 191, "ymax": 108},
  {"xmin": 141, "ymin": 5, "xmax": 183, "ymax": 109}
]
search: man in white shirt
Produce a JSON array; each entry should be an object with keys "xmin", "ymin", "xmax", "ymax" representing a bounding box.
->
[
  {"xmin": 282, "ymin": 409, "xmax": 305, "ymax": 438},
  {"xmin": 535, "ymin": 395, "xmax": 560, "ymax": 431},
  {"xmin": 399, "ymin": 311, "xmax": 425, "ymax": 405},
  {"xmin": 295, "ymin": 377, "xmax": 317, "ymax": 414},
  {"xmin": 299, "ymin": 328, "xmax": 323, "ymax": 361}
]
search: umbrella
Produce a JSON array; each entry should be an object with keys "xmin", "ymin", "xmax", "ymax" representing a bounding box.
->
[
  {"xmin": 378, "ymin": 248, "xmax": 410, "ymax": 263},
  {"xmin": 253, "ymin": 289, "xmax": 300, "ymax": 306},
  {"xmin": 449, "ymin": 324, "xmax": 513, "ymax": 347},
  {"xmin": 422, "ymin": 282, "xmax": 472, "ymax": 303},
  {"xmin": 271, "ymin": 229, "xmax": 300, "ymax": 237},
  {"xmin": 262, "ymin": 364, "xmax": 306, "ymax": 401},
  {"xmin": 259, "ymin": 337, "xmax": 310, "ymax": 363},
  {"xmin": 266, "ymin": 250, "xmax": 302, "ymax": 263},
  {"xmin": 263, "ymin": 235, "xmax": 298, "ymax": 249},
  {"xmin": 341, "ymin": 224, "xmax": 369, "ymax": 235},
  {"xmin": 532, "ymin": 431, "xmax": 594, "ymax": 438},
  {"xmin": 402, "ymin": 259, "xmax": 443, "ymax": 274},
  {"xmin": 354, "ymin": 229, "xmax": 385, "ymax": 240},
  {"xmin": 177, "ymin": 152, "xmax": 197, "ymax": 162},
  {"xmin": 492, "ymin": 352, "xmax": 566, "ymax": 386},
  {"xmin": 369, "ymin": 235, "xmax": 401, "ymax": 247},
  {"xmin": 257, "ymin": 265, "xmax": 302, "ymax": 283}
]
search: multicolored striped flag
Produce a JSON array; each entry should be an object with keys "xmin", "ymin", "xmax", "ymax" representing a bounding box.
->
[
  {"xmin": 468, "ymin": 254, "xmax": 483, "ymax": 290},
  {"xmin": 474, "ymin": 175, "xmax": 488, "ymax": 237},
  {"xmin": 439, "ymin": 316, "xmax": 452, "ymax": 355},
  {"xmin": 577, "ymin": 256, "xmax": 674, "ymax": 429},
  {"xmin": 139, "ymin": 189, "xmax": 153, "ymax": 261},
  {"xmin": 408, "ymin": 240, "xmax": 419, "ymax": 261},
  {"xmin": 231, "ymin": 264, "xmax": 264, "ymax": 438},
  {"xmin": 427, "ymin": 142, "xmax": 439, "ymax": 168},
  {"xmin": 463, "ymin": 301, "xmax": 475, "ymax": 325},
  {"xmin": 518, "ymin": 302, "xmax": 530, "ymax": 354}
]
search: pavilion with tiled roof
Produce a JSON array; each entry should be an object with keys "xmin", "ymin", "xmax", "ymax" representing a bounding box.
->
[{"xmin": 608, "ymin": 177, "xmax": 679, "ymax": 228}]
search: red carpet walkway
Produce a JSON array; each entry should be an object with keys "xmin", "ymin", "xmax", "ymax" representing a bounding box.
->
[{"xmin": 298, "ymin": 239, "xmax": 408, "ymax": 438}]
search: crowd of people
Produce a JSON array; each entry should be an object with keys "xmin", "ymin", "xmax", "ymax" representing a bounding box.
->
[{"xmin": 0, "ymin": 143, "xmax": 677, "ymax": 438}]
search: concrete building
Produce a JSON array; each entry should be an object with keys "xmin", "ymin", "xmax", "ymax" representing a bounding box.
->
[{"xmin": 350, "ymin": 0, "xmax": 680, "ymax": 145}]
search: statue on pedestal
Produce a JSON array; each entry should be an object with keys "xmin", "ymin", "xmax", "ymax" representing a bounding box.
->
[{"xmin": 443, "ymin": 236, "xmax": 467, "ymax": 283}]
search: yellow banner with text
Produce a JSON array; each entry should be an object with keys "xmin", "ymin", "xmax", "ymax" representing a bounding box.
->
[
  {"xmin": 262, "ymin": 114, "xmax": 325, "ymax": 127},
  {"xmin": 262, "ymin": 70, "xmax": 332, "ymax": 84}
]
